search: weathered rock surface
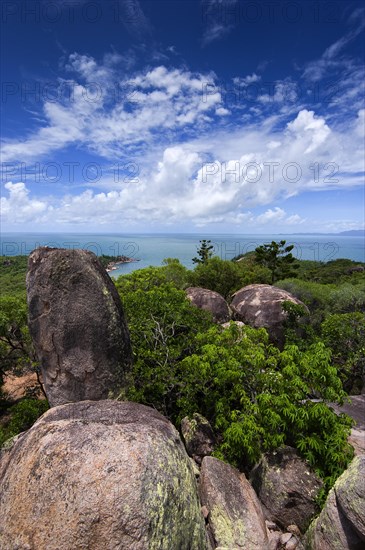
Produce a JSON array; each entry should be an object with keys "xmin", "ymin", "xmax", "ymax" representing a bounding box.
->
[
  {"xmin": 26, "ymin": 247, "xmax": 133, "ymax": 407},
  {"xmin": 186, "ymin": 287, "xmax": 231, "ymax": 323},
  {"xmin": 230, "ymin": 284, "xmax": 308, "ymax": 345},
  {"xmin": 250, "ymin": 446, "xmax": 322, "ymax": 532},
  {"xmin": 304, "ymin": 457, "xmax": 365, "ymax": 550},
  {"xmin": 329, "ymin": 395, "xmax": 365, "ymax": 456},
  {"xmin": 0, "ymin": 400, "xmax": 208, "ymax": 550},
  {"xmin": 335, "ymin": 456, "xmax": 365, "ymax": 541},
  {"xmin": 199, "ymin": 456, "xmax": 269, "ymax": 549},
  {"xmin": 181, "ymin": 413, "xmax": 216, "ymax": 464}
]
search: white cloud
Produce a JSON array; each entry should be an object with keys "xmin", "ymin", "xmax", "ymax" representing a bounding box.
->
[
  {"xmin": 286, "ymin": 110, "xmax": 331, "ymax": 154},
  {"xmin": 2, "ymin": 106, "xmax": 361, "ymax": 227},
  {"xmin": 1, "ymin": 182, "xmax": 51, "ymax": 223},
  {"xmin": 233, "ymin": 73, "xmax": 261, "ymax": 86},
  {"xmin": 1, "ymin": 62, "xmax": 224, "ymax": 164}
]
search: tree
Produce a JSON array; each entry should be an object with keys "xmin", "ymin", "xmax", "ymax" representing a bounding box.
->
[
  {"xmin": 255, "ymin": 240, "xmax": 299, "ymax": 283},
  {"xmin": 192, "ymin": 240, "xmax": 214, "ymax": 264},
  {"xmin": 191, "ymin": 257, "xmax": 245, "ymax": 299},
  {"xmin": 321, "ymin": 312, "xmax": 365, "ymax": 393}
]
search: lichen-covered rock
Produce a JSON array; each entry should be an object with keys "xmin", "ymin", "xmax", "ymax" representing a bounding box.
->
[
  {"xmin": 186, "ymin": 287, "xmax": 231, "ymax": 323},
  {"xmin": 335, "ymin": 456, "xmax": 365, "ymax": 541},
  {"xmin": 0, "ymin": 401, "xmax": 208, "ymax": 550},
  {"xmin": 26, "ymin": 247, "xmax": 133, "ymax": 407},
  {"xmin": 199, "ymin": 456, "xmax": 268, "ymax": 549},
  {"xmin": 230, "ymin": 284, "xmax": 308, "ymax": 346},
  {"xmin": 250, "ymin": 446, "xmax": 322, "ymax": 532},
  {"xmin": 181, "ymin": 413, "xmax": 216, "ymax": 464},
  {"xmin": 304, "ymin": 487, "xmax": 363, "ymax": 549}
]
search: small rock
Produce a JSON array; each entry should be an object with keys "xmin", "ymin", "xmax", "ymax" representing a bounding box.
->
[
  {"xmin": 285, "ymin": 536, "xmax": 299, "ymax": 550},
  {"xmin": 287, "ymin": 524, "xmax": 301, "ymax": 537},
  {"xmin": 280, "ymin": 532, "xmax": 292, "ymax": 545},
  {"xmin": 268, "ymin": 530, "xmax": 281, "ymax": 549},
  {"xmin": 181, "ymin": 413, "xmax": 216, "ymax": 464}
]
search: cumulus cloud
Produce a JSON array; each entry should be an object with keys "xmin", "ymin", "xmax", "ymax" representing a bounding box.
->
[
  {"xmin": 1, "ymin": 62, "xmax": 222, "ymax": 164},
  {"xmin": 2, "ymin": 104, "xmax": 363, "ymax": 228},
  {"xmin": 1, "ymin": 182, "xmax": 51, "ymax": 223}
]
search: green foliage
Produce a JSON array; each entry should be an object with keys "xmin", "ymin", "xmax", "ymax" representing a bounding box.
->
[
  {"xmin": 321, "ymin": 312, "xmax": 365, "ymax": 393},
  {"xmin": 191, "ymin": 256, "xmax": 271, "ymax": 299},
  {"xmin": 0, "ymin": 398, "xmax": 49, "ymax": 447},
  {"xmin": 281, "ymin": 300, "xmax": 314, "ymax": 348},
  {"xmin": 254, "ymin": 240, "xmax": 299, "ymax": 283},
  {"xmin": 0, "ymin": 256, "xmax": 28, "ymax": 297},
  {"xmin": 0, "ymin": 295, "xmax": 35, "ymax": 386},
  {"xmin": 120, "ymin": 281, "xmax": 212, "ymax": 416},
  {"xmin": 0, "ymin": 250, "xmax": 361, "ymax": 502},
  {"xmin": 296, "ymin": 258, "xmax": 365, "ymax": 285},
  {"xmin": 192, "ymin": 239, "xmax": 214, "ymax": 264},
  {"xmin": 118, "ymin": 275, "xmax": 353, "ymax": 489},
  {"xmin": 328, "ymin": 284, "xmax": 365, "ymax": 313},
  {"xmin": 191, "ymin": 257, "xmax": 245, "ymax": 299},
  {"xmin": 115, "ymin": 260, "xmax": 191, "ymax": 294}
]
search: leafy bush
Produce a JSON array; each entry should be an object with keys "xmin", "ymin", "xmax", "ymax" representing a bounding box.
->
[
  {"xmin": 177, "ymin": 326, "xmax": 352, "ymax": 491},
  {"xmin": 328, "ymin": 284, "xmax": 365, "ymax": 313},
  {"xmin": 321, "ymin": 312, "xmax": 365, "ymax": 393},
  {"xmin": 191, "ymin": 256, "xmax": 271, "ymax": 299},
  {"xmin": 0, "ymin": 295, "xmax": 35, "ymax": 386},
  {"xmin": 191, "ymin": 257, "xmax": 245, "ymax": 299},
  {"xmin": 117, "ymin": 273, "xmax": 353, "ymax": 495}
]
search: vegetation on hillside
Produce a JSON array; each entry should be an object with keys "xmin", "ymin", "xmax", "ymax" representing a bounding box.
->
[{"xmin": 0, "ymin": 245, "xmax": 364, "ymax": 502}]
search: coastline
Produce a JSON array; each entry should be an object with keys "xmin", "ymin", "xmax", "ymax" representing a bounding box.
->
[{"xmin": 106, "ymin": 257, "xmax": 140, "ymax": 272}]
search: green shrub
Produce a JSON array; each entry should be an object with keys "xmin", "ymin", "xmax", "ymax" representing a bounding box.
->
[
  {"xmin": 0, "ymin": 398, "xmax": 49, "ymax": 447},
  {"xmin": 321, "ymin": 312, "xmax": 365, "ymax": 393}
]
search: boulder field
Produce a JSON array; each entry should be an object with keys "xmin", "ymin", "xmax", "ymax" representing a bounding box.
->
[{"xmin": 0, "ymin": 248, "xmax": 363, "ymax": 549}]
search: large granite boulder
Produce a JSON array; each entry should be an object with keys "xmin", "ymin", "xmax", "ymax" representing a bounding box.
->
[
  {"xmin": 0, "ymin": 400, "xmax": 208, "ymax": 550},
  {"xmin": 181, "ymin": 413, "xmax": 216, "ymax": 464},
  {"xmin": 199, "ymin": 456, "xmax": 268, "ymax": 549},
  {"xmin": 230, "ymin": 284, "xmax": 308, "ymax": 345},
  {"xmin": 334, "ymin": 456, "xmax": 365, "ymax": 541},
  {"xmin": 304, "ymin": 457, "xmax": 365, "ymax": 548},
  {"xmin": 250, "ymin": 446, "xmax": 322, "ymax": 532},
  {"xmin": 186, "ymin": 287, "xmax": 231, "ymax": 323},
  {"xmin": 26, "ymin": 247, "xmax": 133, "ymax": 407}
]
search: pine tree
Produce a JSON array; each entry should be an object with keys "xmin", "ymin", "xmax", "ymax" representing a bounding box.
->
[{"xmin": 192, "ymin": 240, "xmax": 214, "ymax": 264}]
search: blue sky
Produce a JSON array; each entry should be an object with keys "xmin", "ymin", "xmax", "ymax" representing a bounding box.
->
[{"xmin": 1, "ymin": 0, "xmax": 364, "ymax": 233}]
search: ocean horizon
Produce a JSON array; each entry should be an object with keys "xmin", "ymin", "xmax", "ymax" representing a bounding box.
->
[{"xmin": 1, "ymin": 232, "xmax": 364, "ymax": 277}]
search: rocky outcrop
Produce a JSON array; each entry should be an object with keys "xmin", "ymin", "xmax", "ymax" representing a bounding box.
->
[
  {"xmin": 181, "ymin": 413, "xmax": 216, "ymax": 464},
  {"xmin": 250, "ymin": 446, "xmax": 322, "ymax": 532},
  {"xmin": 230, "ymin": 284, "xmax": 308, "ymax": 345},
  {"xmin": 199, "ymin": 456, "xmax": 269, "ymax": 549},
  {"xmin": 329, "ymin": 394, "xmax": 365, "ymax": 456},
  {"xmin": 186, "ymin": 287, "xmax": 231, "ymax": 323},
  {"xmin": 335, "ymin": 456, "xmax": 365, "ymax": 541},
  {"xmin": 0, "ymin": 400, "xmax": 208, "ymax": 550},
  {"xmin": 26, "ymin": 247, "xmax": 133, "ymax": 407},
  {"xmin": 304, "ymin": 457, "xmax": 365, "ymax": 548}
]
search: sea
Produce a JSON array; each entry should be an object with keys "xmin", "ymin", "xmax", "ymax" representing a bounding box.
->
[{"xmin": 1, "ymin": 233, "xmax": 364, "ymax": 278}]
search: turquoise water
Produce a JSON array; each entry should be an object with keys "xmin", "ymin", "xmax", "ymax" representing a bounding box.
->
[{"xmin": 1, "ymin": 233, "xmax": 364, "ymax": 277}]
